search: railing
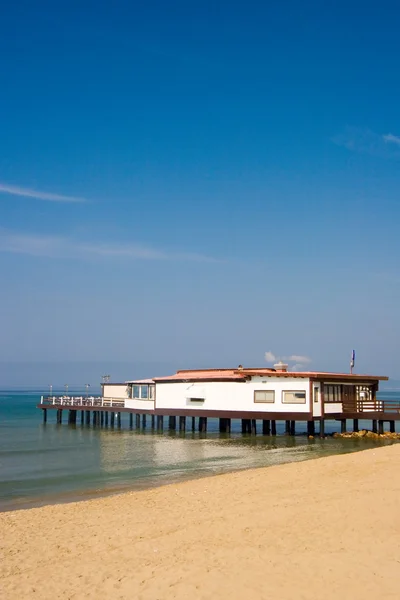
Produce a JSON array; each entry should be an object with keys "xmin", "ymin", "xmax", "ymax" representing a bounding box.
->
[
  {"xmin": 342, "ymin": 400, "xmax": 400, "ymax": 413},
  {"xmin": 40, "ymin": 396, "xmax": 125, "ymax": 408}
]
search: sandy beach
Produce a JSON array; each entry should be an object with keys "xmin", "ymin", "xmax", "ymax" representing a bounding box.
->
[{"xmin": 1, "ymin": 444, "xmax": 400, "ymax": 600}]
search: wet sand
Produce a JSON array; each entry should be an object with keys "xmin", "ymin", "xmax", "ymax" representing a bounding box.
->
[{"xmin": 1, "ymin": 444, "xmax": 400, "ymax": 599}]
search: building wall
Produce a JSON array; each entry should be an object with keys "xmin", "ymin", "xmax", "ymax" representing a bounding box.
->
[
  {"xmin": 103, "ymin": 384, "xmax": 129, "ymax": 399},
  {"xmin": 312, "ymin": 383, "xmax": 321, "ymax": 417},
  {"xmin": 155, "ymin": 376, "xmax": 311, "ymax": 414},
  {"xmin": 324, "ymin": 402, "xmax": 343, "ymax": 414},
  {"xmin": 125, "ymin": 399, "xmax": 155, "ymax": 411}
]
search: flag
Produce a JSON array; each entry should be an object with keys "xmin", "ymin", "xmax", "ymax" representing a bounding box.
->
[{"xmin": 350, "ymin": 350, "xmax": 355, "ymax": 368}]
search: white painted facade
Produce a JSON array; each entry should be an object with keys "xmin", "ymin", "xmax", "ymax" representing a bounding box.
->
[
  {"xmin": 155, "ymin": 376, "xmax": 311, "ymax": 414},
  {"xmin": 125, "ymin": 399, "xmax": 155, "ymax": 411},
  {"xmin": 102, "ymin": 384, "xmax": 129, "ymax": 400}
]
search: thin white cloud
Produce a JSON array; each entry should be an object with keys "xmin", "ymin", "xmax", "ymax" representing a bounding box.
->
[
  {"xmin": 287, "ymin": 354, "xmax": 312, "ymax": 364},
  {"xmin": 0, "ymin": 182, "xmax": 86, "ymax": 203},
  {"xmin": 332, "ymin": 127, "xmax": 400, "ymax": 159},
  {"xmin": 383, "ymin": 133, "xmax": 400, "ymax": 146},
  {"xmin": 265, "ymin": 351, "xmax": 311, "ymax": 367},
  {"xmin": 0, "ymin": 229, "xmax": 220, "ymax": 263}
]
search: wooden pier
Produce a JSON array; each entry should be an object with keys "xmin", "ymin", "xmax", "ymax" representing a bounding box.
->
[{"xmin": 37, "ymin": 396, "xmax": 400, "ymax": 436}]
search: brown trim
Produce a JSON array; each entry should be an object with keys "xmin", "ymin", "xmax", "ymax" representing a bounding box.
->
[
  {"xmin": 309, "ymin": 379, "xmax": 314, "ymax": 419},
  {"xmin": 154, "ymin": 378, "xmax": 248, "ymax": 384},
  {"xmin": 36, "ymin": 405, "xmax": 313, "ymax": 420},
  {"xmin": 320, "ymin": 382, "xmax": 325, "ymax": 418}
]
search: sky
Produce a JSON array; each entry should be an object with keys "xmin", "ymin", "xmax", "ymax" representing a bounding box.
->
[{"xmin": 0, "ymin": 0, "xmax": 399, "ymax": 387}]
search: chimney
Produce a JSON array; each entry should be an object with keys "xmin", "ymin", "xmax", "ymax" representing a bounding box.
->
[{"xmin": 274, "ymin": 361, "xmax": 288, "ymax": 372}]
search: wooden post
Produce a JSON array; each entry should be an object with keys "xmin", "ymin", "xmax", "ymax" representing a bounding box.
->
[
  {"xmin": 117, "ymin": 413, "xmax": 121, "ymax": 428},
  {"xmin": 319, "ymin": 419, "xmax": 325, "ymax": 437},
  {"xmin": 43, "ymin": 409, "xmax": 47, "ymax": 424},
  {"xmin": 199, "ymin": 417, "xmax": 208, "ymax": 433},
  {"xmin": 378, "ymin": 420, "xmax": 384, "ymax": 435},
  {"xmin": 191, "ymin": 417, "xmax": 195, "ymax": 432},
  {"xmin": 307, "ymin": 420, "xmax": 315, "ymax": 436},
  {"xmin": 226, "ymin": 419, "xmax": 231, "ymax": 433},
  {"xmin": 136, "ymin": 414, "xmax": 141, "ymax": 428},
  {"xmin": 372, "ymin": 419, "xmax": 378, "ymax": 433},
  {"xmin": 219, "ymin": 418, "xmax": 226, "ymax": 433},
  {"xmin": 142, "ymin": 414, "xmax": 147, "ymax": 428},
  {"xmin": 179, "ymin": 416, "xmax": 186, "ymax": 432},
  {"xmin": 129, "ymin": 413, "xmax": 133, "ymax": 428},
  {"xmin": 285, "ymin": 420, "xmax": 291, "ymax": 435},
  {"xmin": 353, "ymin": 418, "xmax": 359, "ymax": 432},
  {"xmin": 157, "ymin": 415, "xmax": 164, "ymax": 430},
  {"xmin": 81, "ymin": 410, "xmax": 84, "ymax": 425},
  {"xmin": 93, "ymin": 411, "xmax": 97, "ymax": 426},
  {"xmin": 251, "ymin": 419, "xmax": 257, "ymax": 435},
  {"xmin": 390, "ymin": 421, "xmax": 395, "ymax": 433},
  {"xmin": 151, "ymin": 414, "xmax": 155, "ymax": 428},
  {"xmin": 105, "ymin": 411, "xmax": 109, "ymax": 426},
  {"xmin": 57, "ymin": 409, "xmax": 63, "ymax": 424},
  {"xmin": 169, "ymin": 416, "xmax": 176, "ymax": 430},
  {"xmin": 111, "ymin": 412, "xmax": 115, "ymax": 427},
  {"xmin": 271, "ymin": 420, "xmax": 277, "ymax": 435},
  {"xmin": 290, "ymin": 421, "xmax": 295, "ymax": 436},
  {"xmin": 100, "ymin": 411, "xmax": 104, "ymax": 426},
  {"xmin": 241, "ymin": 419, "xmax": 251, "ymax": 434},
  {"xmin": 340, "ymin": 419, "xmax": 346, "ymax": 433},
  {"xmin": 262, "ymin": 420, "xmax": 270, "ymax": 435}
]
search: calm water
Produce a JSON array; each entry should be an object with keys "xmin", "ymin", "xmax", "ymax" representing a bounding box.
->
[{"xmin": 0, "ymin": 390, "xmax": 399, "ymax": 511}]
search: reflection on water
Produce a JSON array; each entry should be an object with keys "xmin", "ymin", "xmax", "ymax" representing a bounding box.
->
[{"xmin": 0, "ymin": 394, "xmax": 398, "ymax": 511}]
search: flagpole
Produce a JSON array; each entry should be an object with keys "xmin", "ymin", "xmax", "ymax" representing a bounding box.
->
[{"xmin": 350, "ymin": 350, "xmax": 355, "ymax": 374}]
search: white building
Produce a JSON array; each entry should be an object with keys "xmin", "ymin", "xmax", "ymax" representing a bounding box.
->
[{"xmin": 102, "ymin": 362, "xmax": 388, "ymax": 420}]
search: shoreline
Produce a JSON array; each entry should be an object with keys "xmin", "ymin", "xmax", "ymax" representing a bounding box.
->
[
  {"xmin": 1, "ymin": 435, "xmax": 397, "ymax": 514},
  {"xmin": 2, "ymin": 444, "xmax": 400, "ymax": 599}
]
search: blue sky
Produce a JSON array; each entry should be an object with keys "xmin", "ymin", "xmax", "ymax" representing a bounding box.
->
[{"xmin": 1, "ymin": 0, "xmax": 399, "ymax": 387}]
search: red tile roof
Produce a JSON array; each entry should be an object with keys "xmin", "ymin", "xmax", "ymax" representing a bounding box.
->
[{"xmin": 153, "ymin": 368, "xmax": 388, "ymax": 382}]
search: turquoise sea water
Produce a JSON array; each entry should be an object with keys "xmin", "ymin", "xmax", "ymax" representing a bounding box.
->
[{"xmin": 0, "ymin": 390, "xmax": 399, "ymax": 512}]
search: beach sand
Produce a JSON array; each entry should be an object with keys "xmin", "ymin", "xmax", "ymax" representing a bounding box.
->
[{"xmin": 1, "ymin": 444, "xmax": 400, "ymax": 600}]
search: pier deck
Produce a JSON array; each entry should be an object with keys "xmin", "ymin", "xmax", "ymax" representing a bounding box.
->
[{"xmin": 37, "ymin": 396, "xmax": 400, "ymax": 435}]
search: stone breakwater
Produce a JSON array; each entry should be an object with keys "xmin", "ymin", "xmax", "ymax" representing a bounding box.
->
[{"xmin": 333, "ymin": 430, "xmax": 400, "ymax": 440}]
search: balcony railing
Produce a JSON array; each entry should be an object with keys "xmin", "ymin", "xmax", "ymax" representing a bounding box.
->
[
  {"xmin": 40, "ymin": 396, "xmax": 125, "ymax": 408},
  {"xmin": 342, "ymin": 400, "xmax": 400, "ymax": 413}
]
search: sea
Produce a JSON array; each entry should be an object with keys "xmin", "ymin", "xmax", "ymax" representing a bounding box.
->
[{"xmin": 1, "ymin": 389, "xmax": 399, "ymax": 512}]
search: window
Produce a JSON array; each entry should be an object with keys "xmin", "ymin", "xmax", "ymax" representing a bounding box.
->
[
  {"xmin": 325, "ymin": 385, "xmax": 341, "ymax": 403},
  {"xmin": 282, "ymin": 391, "xmax": 306, "ymax": 404},
  {"xmin": 132, "ymin": 385, "xmax": 151, "ymax": 400},
  {"xmin": 188, "ymin": 397, "xmax": 205, "ymax": 403},
  {"xmin": 254, "ymin": 390, "xmax": 275, "ymax": 403},
  {"xmin": 149, "ymin": 385, "xmax": 155, "ymax": 400}
]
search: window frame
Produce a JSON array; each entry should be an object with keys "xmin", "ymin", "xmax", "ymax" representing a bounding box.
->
[
  {"xmin": 324, "ymin": 385, "xmax": 342, "ymax": 403},
  {"xmin": 282, "ymin": 390, "xmax": 307, "ymax": 404},
  {"xmin": 253, "ymin": 390, "xmax": 275, "ymax": 403}
]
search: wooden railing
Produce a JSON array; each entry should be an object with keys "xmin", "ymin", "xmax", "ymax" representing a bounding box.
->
[
  {"xmin": 342, "ymin": 399, "xmax": 400, "ymax": 413},
  {"xmin": 40, "ymin": 396, "xmax": 125, "ymax": 408}
]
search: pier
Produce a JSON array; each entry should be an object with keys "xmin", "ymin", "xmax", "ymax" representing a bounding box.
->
[{"xmin": 37, "ymin": 395, "xmax": 400, "ymax": 436}]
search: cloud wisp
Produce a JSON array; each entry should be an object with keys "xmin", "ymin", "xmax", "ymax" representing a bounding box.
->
[
  {"xmin": 0, "ymin": 229, "xmax": 220, "ymax": 263},
  {"xmin": 0, "ymin": 182, "xmax": 86, "ymax": 203},
  {"xmin": 332, "ymin": 127, "xmax": 400, "ymax": 159},
  {"xmin": 265, "ymin": 351, "xmax": 312, "ymax": 370},
  {"xmin": 383, "ymin": 133, "xmax": 400, "ymax": 147}
]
